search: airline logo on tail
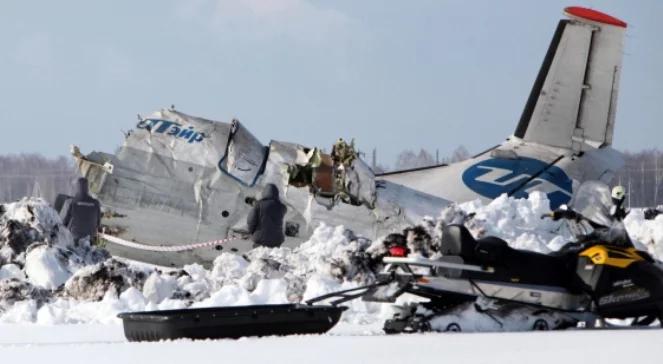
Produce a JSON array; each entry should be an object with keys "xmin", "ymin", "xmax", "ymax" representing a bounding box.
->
[{"xmin": 462, "ymin": 158, "xmax": 573, "ymax": 209}]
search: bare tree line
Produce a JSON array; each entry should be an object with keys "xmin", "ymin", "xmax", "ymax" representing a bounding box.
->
[
  {"xmin": 0, "ymin": 148, "xmax": 661, "ymax": 207},
  {"xmin": 615, "ymin": 149, "xmax": 663, "ymax": 208},
  {"xmin": 0, "ymin": 154, "xmax": 77, "ymax": 204},
  {"xmin": 371, "ymin": 146, "xmax": 471, "ymax": 174}
]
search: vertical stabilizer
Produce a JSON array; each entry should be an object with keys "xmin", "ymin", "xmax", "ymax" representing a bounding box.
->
[{"xmin": 514, "ymin": 7, "xmax": 626, "ymax": 151}]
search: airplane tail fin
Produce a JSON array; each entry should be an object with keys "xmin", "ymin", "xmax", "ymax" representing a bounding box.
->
[{"xmin": 514, "ymin": 7, "xmax": 627, "ymax": 151}]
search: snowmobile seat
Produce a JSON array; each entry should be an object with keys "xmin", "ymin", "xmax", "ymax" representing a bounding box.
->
[
  {"xmin": 474, "ymin": 237, "xmax": 509, "ymax": 264},
  {"xmin": 441, "ymin": 225, "xmax": 573, "ymax": 287},
  {"xmin": 500, "ymin": 249, "xmax": 573, "ymax": 287}
]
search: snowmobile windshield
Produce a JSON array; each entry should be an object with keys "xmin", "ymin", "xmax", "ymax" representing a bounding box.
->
[
  {"xmin": 602, "ymin": 221, "xmax": 631, "ymax": 246},
  {"xmin": 568, "ymin": 181, "xmax": 632, "ymax": 246},
  {"xmin": 569, "ymin": 181, "xmax": 614, "ymax": 228}
]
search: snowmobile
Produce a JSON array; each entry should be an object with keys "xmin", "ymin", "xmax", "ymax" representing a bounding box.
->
[{"xmin": 355, "ymin": 181, "xmax": 663, "ymax": 332}]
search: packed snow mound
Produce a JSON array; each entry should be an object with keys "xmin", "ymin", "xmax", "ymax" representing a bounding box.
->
[
  {"xmin": 624, "ymin": 210, "xmax": 663, "ymax": 259},
  {"xmin": 0, "ymin": 198, "xmax": 111, "ymax": 288},
  {"xmin": 65, "ymin": 260, "xmax": 147, "ymax": 301},
  {"xmin": 1, "ymin": 197, "xmax": 72, "ymax": 264},
  {"xmin": 1, "ymin": 193, "xmax": 662, "ymax": 325},
  {"xmin": 0, "ymin": 199, "xmax": 384, "ymax": 324},
  {"xmin": 24, "ymin": 245, "xmax": 71, "ymax": 290}
]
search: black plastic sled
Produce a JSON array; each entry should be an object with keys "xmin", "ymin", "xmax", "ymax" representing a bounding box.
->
[{"xmin": 118, "ymin": 304, "xmax": 347, "ymax": 342}]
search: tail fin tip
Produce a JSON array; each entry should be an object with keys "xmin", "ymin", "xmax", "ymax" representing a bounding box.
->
[{"xmin": 564, "ymin": 7, "xmax": 627, "ymax": 28}]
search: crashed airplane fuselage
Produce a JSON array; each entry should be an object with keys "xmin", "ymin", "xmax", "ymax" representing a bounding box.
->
[
  {"xmin": 75, "ymin": 6, "xmax": 629, "ymax": 267},
  {"xmin": 75, "ymin": 111, "xmax": 429, "ymax": 266}
]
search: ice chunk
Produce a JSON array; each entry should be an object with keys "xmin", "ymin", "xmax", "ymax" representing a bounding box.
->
[
  {"xmin": 142, "ymin": 272, "xmax": 177, "ymax": 304},
  {"xmin": 24, "ymin": 245, "xmax": 71, "ymax": 290}
]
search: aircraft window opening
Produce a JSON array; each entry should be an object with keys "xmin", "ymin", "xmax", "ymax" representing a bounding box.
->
[
  {"xmin": 188, "ymin": 167, "xmax": 193, "ymax": 172},
  {"xmin": 221, "ymin": 210, "xmax": 230, "ymax": 218},
  {"xmin": 215, "ymin": 245, "xmax": 223, "ymax": 251}
]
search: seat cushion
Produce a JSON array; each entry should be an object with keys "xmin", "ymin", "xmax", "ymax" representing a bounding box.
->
[{"xmin": 474, "ymin": 237, "xmax": 509, "ymax": 264}]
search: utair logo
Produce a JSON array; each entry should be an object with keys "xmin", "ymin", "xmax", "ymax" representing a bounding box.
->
[
  {"xmin": 137, "ymin": 119, "xmax": 206, "ymax": 144},
  {"xmin": 461, "ymin": 157, "xmax": 573, "ymax": 209}
]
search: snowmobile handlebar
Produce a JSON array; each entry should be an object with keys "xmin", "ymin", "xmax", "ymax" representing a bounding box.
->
[{"xmin": 541, "ymin": 210, "xmax": 583, "ymax": 222}]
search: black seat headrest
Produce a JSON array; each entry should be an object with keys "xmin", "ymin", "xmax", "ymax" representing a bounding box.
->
[{"xmin": 440, "ymin": 224, "xmax": 477, "ymax": 257}]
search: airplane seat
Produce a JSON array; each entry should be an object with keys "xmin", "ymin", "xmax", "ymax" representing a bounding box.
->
[{"xmin": 312, "ymin": 154, "xmax": 335, "ymax": 196}]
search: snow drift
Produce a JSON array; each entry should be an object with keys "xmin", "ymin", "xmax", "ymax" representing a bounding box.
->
[{"xmin": 0, "ymin": 193, "xmax": 662, "ymax": 325}]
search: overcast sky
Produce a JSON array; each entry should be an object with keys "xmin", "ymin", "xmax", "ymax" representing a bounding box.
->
[{"xmin": 1, "ymin": 0, "xmax": 661, "ymax": 166}]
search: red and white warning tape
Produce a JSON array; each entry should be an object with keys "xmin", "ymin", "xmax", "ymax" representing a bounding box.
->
[{"xmin": 100, "ymin": 233, "xmax": 236, "ymax": 252}]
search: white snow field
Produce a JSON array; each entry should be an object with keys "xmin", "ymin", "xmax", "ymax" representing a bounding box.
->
[
  {"xmin": 1, "ymin": 193, "xmax": 663, "ymax": 363},
  {"xmin": 0, "ymin": 324, "xmax": 662, "ymax": 364}
]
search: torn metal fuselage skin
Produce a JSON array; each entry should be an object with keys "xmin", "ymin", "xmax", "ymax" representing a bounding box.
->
[{"xmin": 75, "ymin": 109, "xmax": 445, "ymax": 267}]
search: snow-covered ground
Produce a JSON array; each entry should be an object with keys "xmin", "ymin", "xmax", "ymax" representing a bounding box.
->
[
  {"xmin": 1, "ymin": 193, "xmax": 663, "ymax": 363},
  {"xmin": 1, "ymin": 323, "xmax": 662, "ymax": 364}
]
